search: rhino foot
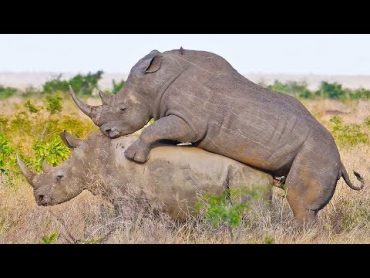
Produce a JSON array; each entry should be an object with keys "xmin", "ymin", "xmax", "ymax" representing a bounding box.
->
[{"xmin": 124, "ymin": 139, "xmax": 150, "ymax": 163}]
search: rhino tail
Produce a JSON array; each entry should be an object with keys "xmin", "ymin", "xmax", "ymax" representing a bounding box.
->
[{"xmin": 340, "ymin": 162, "xmax": 365, "ymax": 191}]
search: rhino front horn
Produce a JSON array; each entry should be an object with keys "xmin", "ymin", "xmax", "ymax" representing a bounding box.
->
[
  {"xmin": 16, "ymin": 155, "xmax": 36, "ymax": 187},
  {"xmin": 69, "ymin": 85, "xmax": 95, "ymax": 118}
]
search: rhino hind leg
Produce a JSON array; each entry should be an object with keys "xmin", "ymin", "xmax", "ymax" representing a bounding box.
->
[{"xmin": 284, "ymin": 145, "xmax": 340, "ymax": 225}]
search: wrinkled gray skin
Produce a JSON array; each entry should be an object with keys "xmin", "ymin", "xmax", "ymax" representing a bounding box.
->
[
  {"xmin": 17, "ymin": 132, "xmax": 273, "ymax": 220},
  {"xmin": 70, "ymin": 48, "xmax": 365, "ymax": 224}
]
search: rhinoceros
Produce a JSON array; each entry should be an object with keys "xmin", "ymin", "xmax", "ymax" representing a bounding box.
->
[
  {"xmin": 17, "ymin": 132, "xmax": 274, "ymax": 220},
  {"xmin": 69, "ymin": 48, "xmax": 365, "ymax": 223}
]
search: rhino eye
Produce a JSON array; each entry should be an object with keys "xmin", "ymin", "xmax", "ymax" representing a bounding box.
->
[
  {"xmin": 56, "ymin": 174, "xmax": 64, "ymax": 182},
  {"xmin": 120, "ymin": 107, "xmax": 127, "ymax": 112}
]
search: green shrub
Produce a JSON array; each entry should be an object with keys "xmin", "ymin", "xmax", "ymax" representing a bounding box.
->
[
  {"xmin": 267, "ymin": 80, "xmax": 370, "ymax": 100},
  {"xmin": 268, "ymin": 80, "xmax": 313, "ymax": 99},
  {"xmin": 0, "ymin": 116, "xmax": 8, "ymax": 133},
  {"xmin": 41, "ymin": 231, "xmax": 59, "ymax": 244},
  {"xmin": 111, "ymin": 79, "xmax": 125, "ymax": 94},
  {"xmin": 0, "ymin": 86, "xmax": 17, "ymax": 99},
  {"xmin": 263, "ymin": 235, "xmax": 275, "ymax": 244},
  {"xmin": 316, "ymin": 81, "xmax": 347, "ymax": 100},
  {"xmin": 22, "ymin": 86, "xmax": 42, "ymax": 97},
  {"xmin": 69, "ymin": 71, "xmax": 103, "ymax": 96},
  {"xmin": 31, "ymin": 136, "xmax": 70, "ymax": 171},
  {"xmin": 329, "ymin": 116, "xmax": 368, "ymax": 146},
  {"xmin": 24, "ymin": 100, "xmax": 40, "ymax": 114},
  {"xmin": 364, "ymin": 116, "xmax": 370, "ymax": 128},
  {"xmin": 45, "ymin": 94, "xmax": 63, "ymax": 114},
  {"xmin": 42, "ymin": 71, "xmax": 103, "ymax": 96},
  {"xmin": 348, "ymin": 88, "xmax": 370, "ymax": 100},
  {"xmin": 42, "ymin": 74, "xmax": 69, "ymax": 94},
  {"xmin": 0, "ymin": 133, "xmax": 14, "ymax": 173},
  {"xmin": 9, "ymin": 112, "xmax": 33, "ymax": 135},
  {"xmin": 196, "ymin": 186, "xmax": 265, "ymax": 240}
]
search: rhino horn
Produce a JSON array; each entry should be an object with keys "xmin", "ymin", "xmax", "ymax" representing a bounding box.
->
[
  {"xmin": 98, "ymin": 88, "xmax": 111, "ymax": 105},
  {"xmin": 42, "ymin": 160, "xmax": 53, "ymax": 172},
  {"xmin": 16, "ymin": 155, "xmax": 36, "ymax": 187},
  {"xmin": 69, "ymin": 85, "xmax": 95, "ymax": 117}
]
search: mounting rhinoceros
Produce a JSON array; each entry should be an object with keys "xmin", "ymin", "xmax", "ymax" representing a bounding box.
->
[
  {"xmin": 17, "ymin": 132, "xmax": 274, "ymax": 220},
  {"xmin": 69, "ymin": 48, "xmax": 365, "ymax": 223}
]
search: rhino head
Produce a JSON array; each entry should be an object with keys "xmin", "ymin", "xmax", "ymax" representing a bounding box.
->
[
  {"xmin": 17, "ymin": 131, "xmax": 89, "ymax": 206},
  {"xmin": 70, "ymin": 49, "xmax": 185, "ymax": 138}
]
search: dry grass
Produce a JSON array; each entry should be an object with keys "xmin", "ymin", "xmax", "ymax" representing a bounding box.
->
[{"xmin": 0, "ymin": 97, "xmax": 369, "ymax": 244}]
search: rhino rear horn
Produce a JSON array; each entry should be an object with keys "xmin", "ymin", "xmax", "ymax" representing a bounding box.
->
[
  {"xmin": 60, "ymin": 130, "xmax": 82, "ymax": 149},
  {"xmin": 69, "ymin": 85, "xmax": 95, "ymax": 117},
  {"xmin": 97, "ymin": 89, "xmax": 111, "ymax": 105},
  {"xmin": 16, "ymin": 155, "xmax": 36, "ymax": 187},
  {"xmin": 42, "ymin": 160, "xmax": 53, "ymax": 172}
]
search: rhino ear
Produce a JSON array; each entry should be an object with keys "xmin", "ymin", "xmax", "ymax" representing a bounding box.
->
[
  {"xmin": 145, "ymin": 54, "xmax": 162, "ymax": 73},
  {"xmin": 60, "ymin": 131, "xmax": 82, "ymax": 149}
]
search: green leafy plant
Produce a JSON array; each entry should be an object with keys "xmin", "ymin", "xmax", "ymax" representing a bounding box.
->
[
  {"xmin": 69, "ymin": 71, "xmax": 104, "ymax": 96},
  {"xmin": 22, "ymin": 86, "xmax": 42, "ymax": 97},
  {"xmin": 45, "ymin": 94, "xmax": 63, "ymax": 114},
  {"xmin": 32, "ymin": 137, "xmax": 70, "ymax": 171},
  {"xmin": 364, "ymin": 116, "xmax": 370, "ymax": 128},
  {"xmin": 0, "ymin": 86, "xmax": 17, "ymax": 99},
  {"xmin": 197, "ymin": 186, "xmax": 264, "ymax": 241},
  {"xmin": 111, "ymin": 79, "xmax": 125, "ymax": 94},
  {"xmin": 42, "ymin": 74, "xmax": 69, "ymax": 94},
  {"xmin": 263, "ymin": 234, "xmax": 275, "ymax": 244},
  {"xmin": 24, "ymin": 100, "xmax": 40, "ymax": 114},
  {"xmin": 42, "ymin": 71, "xmax": 103, "ymax": 96},
  {"xmin": 316, "ymin": 81, "xmax": 347, "ymax": 100},
  {"xmin": 0, "ymin": 133, "xmax": 14, "ymax": 174},
  {"xmin": 41, "ymin": 231, "xmax": 59, "ymax": 244},
  {"xmin": 268, "ymin": 80, "xmax": 313, "ymax": 99},
  {"xmin": 329, "ymin": 116, "xmax": 368, "ymax": 146}
]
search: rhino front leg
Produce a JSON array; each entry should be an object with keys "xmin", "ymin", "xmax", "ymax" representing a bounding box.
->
[{"xmin": 124, "ymin": 115, "xmax": 196, "ymax": 163}]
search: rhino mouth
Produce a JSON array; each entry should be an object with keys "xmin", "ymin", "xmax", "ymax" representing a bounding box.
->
[{"xmin": 102, "ymin": 129, "xmax": 121, "ymax": 139}]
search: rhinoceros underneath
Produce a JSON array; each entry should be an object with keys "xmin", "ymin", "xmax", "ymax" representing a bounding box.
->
[
  {"xmin": 70, "ymin": 48, "xmax": 365, "ymax": 224},
  {"xmin": 17, "ymin": 132, "xmax": 274, "ymax": 220}
]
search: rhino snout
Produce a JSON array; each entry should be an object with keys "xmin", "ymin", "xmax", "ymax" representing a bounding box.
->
[
  {"xmin": 36, "ymin": 193, "xmax": 49, "ymax": 206},
  {"xmin": 101, "ymin": 126, "xmax": 120, "ymax": 139}
]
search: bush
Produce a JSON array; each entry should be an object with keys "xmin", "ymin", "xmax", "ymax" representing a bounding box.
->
[
  {"xmin": 196, "ymin": 186, "xmax": 265, "ymax": 241},
  {"xmin": 316, "ymin": 81, "xmax": 347, "ymax": 100},
  {"xmin": 329, "ymin": 116, "xmax": 368, "ymax": 146},
  {"xmin": 69, "ymin": 71, "xmax": 104, "ymax": 96},
  {"xmin": 111, "ymin": 79, "xmax": 125, "ymax": 94},
  {"xmin": 24, "ymin": 100, "xmax": 40, "ymax": 114},
  {"xmin": 348, "ymin": 88, "xmax": 370, "ymax": 100},
  {"xmin": 45, "ymin": 94, "xmax": 63, "ymax": 114},
  {"xmin": 0, "ymin": 86, "xmax": 17, "ymax": 99},
  {"xmin": 267, "ymin": 80, "xmax": 370, "ymax": 100},
  {"xmin": 42, "ymin": 71, "xmax": 104, "ymax": 96},
  {"xmin": 31, "ymin": 136, "xmax": 70, "ymax": 171},
  {"xmin": 41, "ymin": 231, "xmax": 59, "ymax": 244},
  {"xmin": 268, "ymin": 80, "xmax": 313, "ymax": 99},
  {"xmin": 0, "ymin": 133, "xmax": 14, "ymax": 174},
  {"xmin": 42, "ymin": 74, "xmax": 69, "ymax": 94}
]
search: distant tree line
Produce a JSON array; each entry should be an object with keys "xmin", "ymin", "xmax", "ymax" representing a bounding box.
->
[{"xmin": 0, "ymin": 71, "xmax": 126, "ymax": 99}]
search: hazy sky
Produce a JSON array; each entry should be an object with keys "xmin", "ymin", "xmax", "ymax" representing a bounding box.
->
[{"xmin": 1, "ymin": 34, "xmax": 370, "ymax": 75}]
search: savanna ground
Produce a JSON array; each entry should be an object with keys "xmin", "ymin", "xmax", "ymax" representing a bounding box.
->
[{"xmin": 0, "ymin": 75, "xmax": 369, "ymax": 244}]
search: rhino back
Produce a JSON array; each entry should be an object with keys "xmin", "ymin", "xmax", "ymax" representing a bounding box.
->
[{"xmin": 159, "ymin": 50, "xmax": 332, "ymax": 172}]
